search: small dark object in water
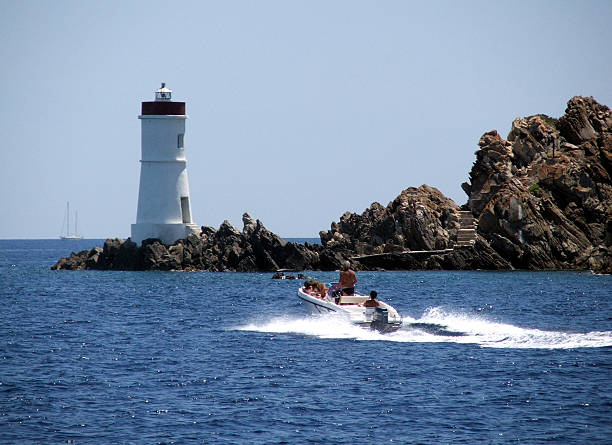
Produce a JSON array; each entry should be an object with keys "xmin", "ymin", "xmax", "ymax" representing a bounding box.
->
[{"xmin": 272, "ymin": 272, "xmax": 296, "ymax": 279}]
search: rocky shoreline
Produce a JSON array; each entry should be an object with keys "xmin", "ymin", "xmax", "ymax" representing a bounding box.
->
[{"xmin": 52, "ymin": 96, "xmax": 611, "ymax": 273}]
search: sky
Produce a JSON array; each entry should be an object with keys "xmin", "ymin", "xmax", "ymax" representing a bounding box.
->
[{"xmin": 1, "ymin": 0, "xmax": 611, "ymax": 239}]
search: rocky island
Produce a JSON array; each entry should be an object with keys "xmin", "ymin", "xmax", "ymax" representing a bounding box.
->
[{"xmin": 53, "ymin": 96, "xmax": 611, "ymax": 273}]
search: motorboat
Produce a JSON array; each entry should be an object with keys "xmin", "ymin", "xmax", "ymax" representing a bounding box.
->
[{"xmin": 297, "ymin": 284, "xmax": 403, "ymax": 333}]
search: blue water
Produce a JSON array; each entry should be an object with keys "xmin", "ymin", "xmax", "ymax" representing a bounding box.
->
[
  {"xmin": 1, "ymin": 239, "xmax": 611, "ymax": 444},
  {"xmin": 286, "ymin": 237, "xmax": 321, "ymax": 245}
]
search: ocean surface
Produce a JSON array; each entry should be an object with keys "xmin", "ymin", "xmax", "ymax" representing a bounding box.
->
[{"xmin": 1, "ymin": 239, "xmax": 611, "ymax": 444}]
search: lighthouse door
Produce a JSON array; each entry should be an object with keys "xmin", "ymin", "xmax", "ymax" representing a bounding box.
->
[{"xmin": 180, "ymin": 197, "xmax": 192, "ymax": 223}]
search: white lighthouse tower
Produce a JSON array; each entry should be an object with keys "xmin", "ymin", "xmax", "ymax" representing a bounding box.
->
[{"xmin": 131, "ymin": 83, "xmax": 199, "ymax": 245}]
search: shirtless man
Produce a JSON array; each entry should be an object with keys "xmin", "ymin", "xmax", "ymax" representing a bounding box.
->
[
  {"xmin": 363, "ymin": 290, "xmax": 380, "ymax": 307},
  {"xmin": 338, "ymin": 261, "xmax": 357, "ymax": 296}
]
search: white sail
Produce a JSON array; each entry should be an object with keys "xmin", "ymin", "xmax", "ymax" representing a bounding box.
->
[{"xmin": 60, "ymin": 202, "xmax": 83, "ymax": 240}]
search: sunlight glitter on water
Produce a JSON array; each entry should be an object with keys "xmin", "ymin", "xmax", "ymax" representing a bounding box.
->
[{"xmin": 235, "ymin": 308, "xmax": 612, "ymax": 349}]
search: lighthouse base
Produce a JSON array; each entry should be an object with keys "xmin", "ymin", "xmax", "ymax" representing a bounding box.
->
[{"xmin": 131, "ymin": 223, "xmax": 200, "ymax": 246}]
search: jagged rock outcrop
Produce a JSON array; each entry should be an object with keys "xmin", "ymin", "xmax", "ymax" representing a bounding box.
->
[
  {"xmin": 52, "ymin": 213, "xmax": 335, "ymax": 272},
  {"xmin": 320, "ymin": 185, "xmax": 462, "ymax": 254},
  {"xmin": 318, "ymin": 184, "xmax": 512, "ymax": 270},
  {"xmin": 462, "ymin": 96, "xmax": 612, "ymax": 273}
]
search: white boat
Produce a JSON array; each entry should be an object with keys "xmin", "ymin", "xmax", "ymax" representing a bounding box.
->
[
  {"xmin": 297, "ymin": 284, "xmax": 403, "ymax": 333},
  {"xmin": 60, "ymin": 202, "xmax": 83, "ymax": 240}
]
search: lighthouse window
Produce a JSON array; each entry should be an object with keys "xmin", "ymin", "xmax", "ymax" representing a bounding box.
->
[
  {"xmin": 177, "ymin": 134, "xmax": 184, "ymax": 149},
  {"xmin": 181, "ymin": 197, "xmax": 191, "ymax": 223}
]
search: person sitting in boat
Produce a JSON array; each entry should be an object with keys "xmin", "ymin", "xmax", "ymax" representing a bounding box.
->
[
  {"xmin": 336, "ymin": 261, "xmax": 357, "ymax": 303},
  {"xmin": 363, "ymin": 290, "xmax": 380, "ymax": 307},
  {"xmin": 310, "ymin": 281, "xmax": 320, "ymax": 296},
  {"xmin": 303, "ymin": 281, "xmax": 316, "ymax": 295},
  {"xmin": 315, "ymin": 282, "xmax": 328, "ymax": 300}
]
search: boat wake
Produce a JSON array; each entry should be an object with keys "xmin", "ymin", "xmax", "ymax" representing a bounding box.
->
[{"xmin": 235, "ymin": 307, "xmax": 612, "ymax": 349}]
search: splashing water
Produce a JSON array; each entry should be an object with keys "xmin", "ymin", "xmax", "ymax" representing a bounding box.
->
[{"xmin": 236, "ymin": 307, "xmax": 612, "ymax": 349}]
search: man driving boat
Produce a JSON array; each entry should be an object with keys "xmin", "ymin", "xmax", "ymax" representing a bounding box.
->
[{"xmin": 336, "ymin": 261, "xmax": 357, "ymax": 304}]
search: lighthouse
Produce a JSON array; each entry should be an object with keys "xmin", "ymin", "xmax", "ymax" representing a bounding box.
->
[{"xmin": 130, "ymin": 83, "xmax": 199, "ymax": 246}]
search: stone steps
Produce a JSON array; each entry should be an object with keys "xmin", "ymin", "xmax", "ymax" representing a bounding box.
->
[
  {"xmin": 457, "ymin": 229, "xmax": 476, "ymax": 239},
  {"xmin": 458, "ymin": 210, "xmax": 477, "ymax": 227},
  {"xmin": 456, "ymin": 211, "xmax": 478, "ymax": 246}
]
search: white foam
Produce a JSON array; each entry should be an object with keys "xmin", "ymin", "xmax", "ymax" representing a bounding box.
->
[
  {"xmin": 235, "ymin": 307, "xmax": 612, "ymax": 349},
  {"xmin": 412, "ymin": 307, "xmax": 612, "ymax": 349},
  {"xmin": 237, "ymin": 313, "xmax": 387, "ymax": 341}
]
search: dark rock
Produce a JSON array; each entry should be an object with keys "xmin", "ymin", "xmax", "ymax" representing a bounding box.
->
[
  {"xmin": 463, "ymin": 96, "xmax": 612, "ymax": 272},
  {"xmin": 142, "ymin": 240, "xmax": 172, "ymax": 270},
  {"xmin": 53, "ymin": 212, "xmax": 334, "ymax": 272},
  {"xmin": 116, "ymin": 239, "xmax": 142, "ymax": 270},
  {"xmin": 101, "ymin": 238, "xmax": 125, "ymax": 269},
  {"xmin": 320, "ymin": 185, "xmax": 462, "ymax": 254},
  {"xmin": 51, "ymin": 250, "xmax": 88, "ymax": 270},
  {"xmin": 85, "ymin": 247, "xmax": 103, "ymax": 269}
]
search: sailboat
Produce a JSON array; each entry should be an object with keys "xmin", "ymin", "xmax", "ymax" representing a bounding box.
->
[{"xmin": 60, "ymin": 202, "xmax": 83, "ymax": 240}]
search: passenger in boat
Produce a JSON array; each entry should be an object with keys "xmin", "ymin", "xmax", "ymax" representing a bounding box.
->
[
  {"xmin": 311, "ymin": 281, "xmax": 320, "ymax": 296},
  {"xmin": 338, "ymin": 261, "xmax": 357, "ymax": 296},
  {"xmin": 315, "ymin": 282, "xmax": 328, "ymax": 300},
  {"xmin": 303, "ymin": 281, "xmax": 316, "ymax": 295},
  {"xmin": 363, "ymin": 290, "xmax": 380, "ymax": 307}
]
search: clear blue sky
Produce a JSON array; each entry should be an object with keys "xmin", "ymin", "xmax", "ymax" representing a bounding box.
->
[{"xmin": 1, "ymin": 0, "xmax": 611, "ymax": 239}]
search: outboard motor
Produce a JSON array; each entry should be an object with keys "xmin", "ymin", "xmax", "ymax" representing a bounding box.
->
[
  {"xmin": 372, "ymin": 307, "xmax": 389, "ymax": 332},
  {"xmin": 365, "ymin": 306, "xmax": 375, "ymax": 321}
]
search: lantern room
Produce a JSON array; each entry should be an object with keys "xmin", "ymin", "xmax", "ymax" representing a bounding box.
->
[{"xmin": 155, "ymin": 83, "xmax": 172, "ymax": 101}]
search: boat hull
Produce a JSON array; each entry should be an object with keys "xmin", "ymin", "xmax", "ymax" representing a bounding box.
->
[{"xmin": 60, "ymin": 235, "xmax": 84, "ymax": 240}]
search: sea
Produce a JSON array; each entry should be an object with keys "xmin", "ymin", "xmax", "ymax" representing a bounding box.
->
[{"xmin": 1, "ymin": 239, "xmax": 611, "ymax": 444}]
